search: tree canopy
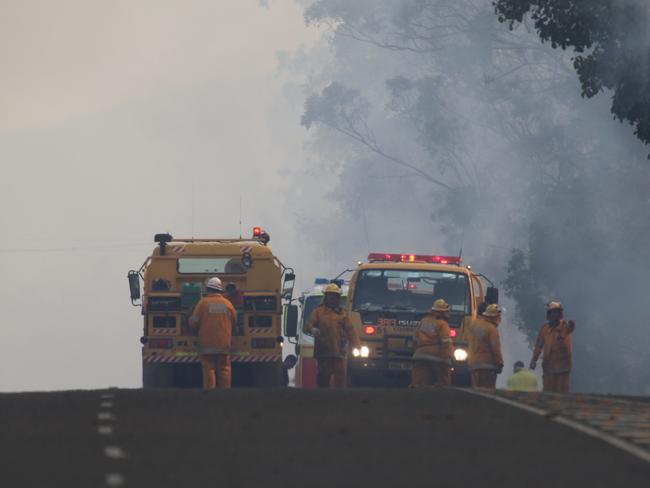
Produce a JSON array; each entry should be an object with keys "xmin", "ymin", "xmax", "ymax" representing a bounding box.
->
[{"xmin": 494, "ymin": 0, "xmax": 650, "ymax": 147}]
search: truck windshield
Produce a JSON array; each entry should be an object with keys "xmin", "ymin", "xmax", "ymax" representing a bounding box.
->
[
  {"xmin": 177, "ymin": 257, "xmax": 247, "ymax": 274},
  {"xmin": 301, "ymin": 295, "xmax": 348, "ymax": 332},
  {"xmin": 352, "ymin": 269, "xmax": 470, "ymax": 314}
]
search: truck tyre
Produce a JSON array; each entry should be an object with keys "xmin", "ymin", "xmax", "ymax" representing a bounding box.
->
[
  {"xmin": 142, "ymin": 363, "xmax": 174, "ymax": 388},
  {"xmin": 252, "ymin": 362, "xmax": 284, "ymax": 387}
]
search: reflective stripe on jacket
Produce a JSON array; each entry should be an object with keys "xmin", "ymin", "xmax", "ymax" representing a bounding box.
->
[
  {"xmin": 189, "ymin": 294, "xmax": 237, "ymax": 352},
  {"xmin": 532, "ymin": 320, "xmax": 575, "ymax": 374},
  {"xmin": 305, "ymin": 304, "xmax": 361, "ymax": 359},
  {"xmin": 467, "ymin": 317, "xmax": 503, "ymax": 370},
  {"xmin": 412, "ymin": 315, "xmax": 453, "ymax": 364}
]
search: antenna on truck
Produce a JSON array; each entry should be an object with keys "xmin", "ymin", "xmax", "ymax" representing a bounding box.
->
[{"xmin": 239, "ymin": 193, "xmax": 243, "ymax": 239}]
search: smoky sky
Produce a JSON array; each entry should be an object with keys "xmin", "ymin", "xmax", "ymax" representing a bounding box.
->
[{"xmin": 0, "ymin": 1, "xmax": 321, "ymax": 391}]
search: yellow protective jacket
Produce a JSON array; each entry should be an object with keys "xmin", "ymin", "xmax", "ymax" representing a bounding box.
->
[
  {"xmin": 533, "ymin": 320, "xmax": 575, "ymax": 374},
  {"xmin": 189, "ymin": 294, "xmax": 237, "ymax": 354},
  {"xmin": 305, "ymin": 304, "xmax": 360, "ymax": 359},
  {"xmin": 412, "ymin": 315, "xmax": 453, "ymax": 364},
  {"xmin": 507, "ymin": 369, "xmax": 539, "ymax": 392},
  {"xmin": 467, "ymin": 317, "xmax": 503, "ymax": 371}
]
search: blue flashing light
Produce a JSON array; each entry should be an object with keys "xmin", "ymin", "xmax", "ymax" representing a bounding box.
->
[{"xmin": 314, "ymin": 278, "xmax": 329, "ymax": 285}]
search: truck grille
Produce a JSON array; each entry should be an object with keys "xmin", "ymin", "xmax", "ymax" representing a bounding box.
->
[
  {"xmin": 148, "ymin": 297, "xmax": 181, "ymax": 312},
  {"xmin": 244, "ymin": 296, "xmax": 277, "ymax": 311}
]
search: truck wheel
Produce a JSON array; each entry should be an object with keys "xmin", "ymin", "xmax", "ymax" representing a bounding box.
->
[
  {"xmin": 252, "ymin": 362, "xmax": 284, "ymax": 387},
  {"xmin": 142, "ymin": 363, "xmax": 174, "ymax": 388}
]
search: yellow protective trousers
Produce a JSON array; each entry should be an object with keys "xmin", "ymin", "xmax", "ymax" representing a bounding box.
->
[
  {"xmin": 543, "ymin": 373, "xmax": 570, "ymax": 393},
  {"xmin": 200, "ymin": 354, "xmax": 231, "ymax": 389},
  {"xmin": 471, "ymin": 369, "xmax": 497, "ymax": 389},
  {"xmin": 316, "ymin": 358, "xmax": 347, "ymax": 388},
  {"xmin": 410, "ymin": 361, "xmax": 451, "ymax": 387}
]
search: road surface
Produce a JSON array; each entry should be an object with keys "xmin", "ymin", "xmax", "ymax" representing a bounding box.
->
[{"xmin": 1, "ymin": 388, "xmax": 649, "ymax": 487}]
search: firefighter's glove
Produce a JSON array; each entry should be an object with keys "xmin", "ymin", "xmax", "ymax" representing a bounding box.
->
[
  {"xmin": 496, "ymin": 364, "xmax": 503, "ymax": 375},
  {"xmin": 311, "ymin": 327, "xmax": 321, "ymax": 337},
  {"xmin": 529, "ymin": 360, "xmax": 537, "ymax": 370}
]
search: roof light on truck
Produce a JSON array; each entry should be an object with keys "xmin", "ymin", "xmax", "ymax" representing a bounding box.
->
[
  {"xmin": 367, "ymin": 253, "xmax": 461, "ymax": 265},
  {"xmin": 252, "ymin": 227, "xmax": 270, "ymax": 244}
]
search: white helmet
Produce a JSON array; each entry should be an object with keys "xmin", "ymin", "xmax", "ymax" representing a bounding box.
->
[{"xmin": 206, "ymin": 277, "xmax": 224, "ymax": 292}]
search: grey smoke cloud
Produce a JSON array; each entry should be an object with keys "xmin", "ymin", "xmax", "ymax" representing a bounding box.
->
[{"xmin": 0, "ymin": 0, "xmax": 320, "ymax": 391}]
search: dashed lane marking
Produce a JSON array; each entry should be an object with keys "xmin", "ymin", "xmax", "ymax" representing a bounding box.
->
[
  {"xmin": 98, "ymin": 391, "xmax": 125, "ymax": 486},
  {"xmin": 105, "ymin": 472, "xmax": 125, "ymax": 487},
  {"xmin": 104, "ymin": 445, "xmax": 127, "ymax": 460},
  {"xmin": 458, "ymin": 388, "xmax": 650, "ymax": 464},
  {"xmin": 97, "ymin": 425, "xmax": 114, "ymax": 436}
]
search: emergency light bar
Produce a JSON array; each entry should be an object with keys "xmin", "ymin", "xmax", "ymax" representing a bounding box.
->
[
  {"xmin": 253, "ymin": 227, "xmax": 263, "ymax": 237},
  {"xmin": 367, "ymin": 253, "xmax": 462, "ymax": 265}
]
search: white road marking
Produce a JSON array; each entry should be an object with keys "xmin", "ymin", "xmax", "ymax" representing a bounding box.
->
[
  {"xmin": 97, "ymin": 412, "xmax": 116, "ymax": 421},
  {"xmin": 101, "ymin": 393, "xmax": 115, "ymax": 400},
  {"xmin": 105, "ymin": 472, "xmax": 125, "ymax": 487},
  {"xmin": 457, "ymin": 388, "xmax": 650, "ymax": 464},
  {"xmin": 97, "ymin": 425, "xmax": 114, "ymax": 436},
  {"xmin": 104, "ymin": 446, "xmax": 127, "ymax": 459},
  {"xmin": 100, "ymin": 401, "xmax": 114, "ymax": 408}
]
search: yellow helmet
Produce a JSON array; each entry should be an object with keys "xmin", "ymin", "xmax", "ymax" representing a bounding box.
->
[
  {"xmin": 431, "ymin": 299, "xmax": 450, "ymax": 312},
  {"xmin": 546, "ymin": 301, "xmax": 563, "ymax": 311},
  {"xmin": 482, "ymin": 303, "xmax": 502, "ymax": 317},
  {"xmin": 323, "ymin": 283, "xmax": 342, "ymax": 295}
]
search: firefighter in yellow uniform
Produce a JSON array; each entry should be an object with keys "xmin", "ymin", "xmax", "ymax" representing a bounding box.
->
[
  {"xmin": 304, "ymin": 283, "xmax": 361, "ymax": 388},
  {"xmin": 189, "ymin": 277, "xmax": 237, "ymax": 389},
  {"xmin": 410, "ymin": 299, "xmax": 454, "ymax": 387},
  {"xmin": 530, "ymin": 301, "xmax": 576, "ymax": 393},
  {"xmin": 467, "ymin": 304, "xmax": 504, "ymax": 389}
]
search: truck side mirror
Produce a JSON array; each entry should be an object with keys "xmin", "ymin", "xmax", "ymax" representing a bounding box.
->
[
  {"xmin": 283, "ymin": 304, "xmax": 298, "ymax": 338},
  {"xmin": 128, "ymin": 271, "xmax": 141, "ymax": 304},
  {"xmin": 282, "ymin": 272, "xmax": 296, "ymax": 301},
  {"xmin": 486, "ymin": 287, "xmax": 499, "ymax": 305}
]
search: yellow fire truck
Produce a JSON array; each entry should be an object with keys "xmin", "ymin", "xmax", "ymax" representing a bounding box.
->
[
  {"xmin": 344, "ymin": 253, "xmax": 498, "ymax": 387},
  {"xmin": 128, "ymin": 228, "xmax": 297, "ymax": 388}
]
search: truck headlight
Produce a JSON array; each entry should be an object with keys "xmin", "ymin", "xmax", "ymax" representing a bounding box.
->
[
  {"xmin": 454, "ymin": 348, "xmax": 468, "ymax": 361},
  {"xmin": 353, "ymin": 346, "xmax": 370, "ymax": 358}
]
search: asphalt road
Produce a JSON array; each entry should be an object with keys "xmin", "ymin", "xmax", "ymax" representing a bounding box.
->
[{"xmin": 1, "ymin": 388, "xmax": 649, "ymax": 488}]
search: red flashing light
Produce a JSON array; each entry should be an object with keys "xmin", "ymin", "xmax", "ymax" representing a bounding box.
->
[
  {"xmin": 364, "ymin": 325, "xmax": 377, "ymax": 335},
  {"xmin": 450, "ymin": 329, "xmax": 457, "ymax": 338},
  {"xmin": 367, "ymin": 253, "xmax": 462, "ymax": 265},
  {"xmin": 253, "ymin": 227, "xmax": 262, "ymax": 237}
]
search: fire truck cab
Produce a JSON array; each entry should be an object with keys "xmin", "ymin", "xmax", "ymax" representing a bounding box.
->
[
  {"xmin": 345, "ymin": 253, "xmax": 498, "ymax": 387},
  {"xmin": 127, "ymin": 228, "xmax": 297, "ymax": 388}
]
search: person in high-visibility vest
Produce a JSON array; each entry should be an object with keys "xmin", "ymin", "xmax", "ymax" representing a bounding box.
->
[
  {"xmin": 530, "ymin": 301, "xmax": 576, "ymax": 393},
  {"xmin": 410, "ymin": 299, "xmax": 453, "ymax": 387},
  {"xmin": 189, "ymin": 277, "xmax": 237, "ymax": 389},
  {"xmin": 304, "ymin": 283, "xmax": 360, "ymax": 388},
  {"xmin": 507, "ymin": 360, "xmax": 539, "ymax": 392}
]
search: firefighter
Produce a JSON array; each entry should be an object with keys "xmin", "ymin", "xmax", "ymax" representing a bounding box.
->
[
  {"xmin": 507, "ymin": 360, "xmax": 539, "ymax": 392},
  {"xmin": 529, "ymin": 301, "xmax": 576, "ymax": 393},
  {"xmin": 410, "ymin": 299, "xmax": 453, "ymax": 387},
  {"xmin": 467, "ymin": 303, "xmax": 504, "ymax": 389},
  {"xmin": 189, "ymin": 277, "xmax": 237, "ymax": 389},
  {"xmin": 304, "ymin": 283, "xmax": 360, "ymax": 388}
]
